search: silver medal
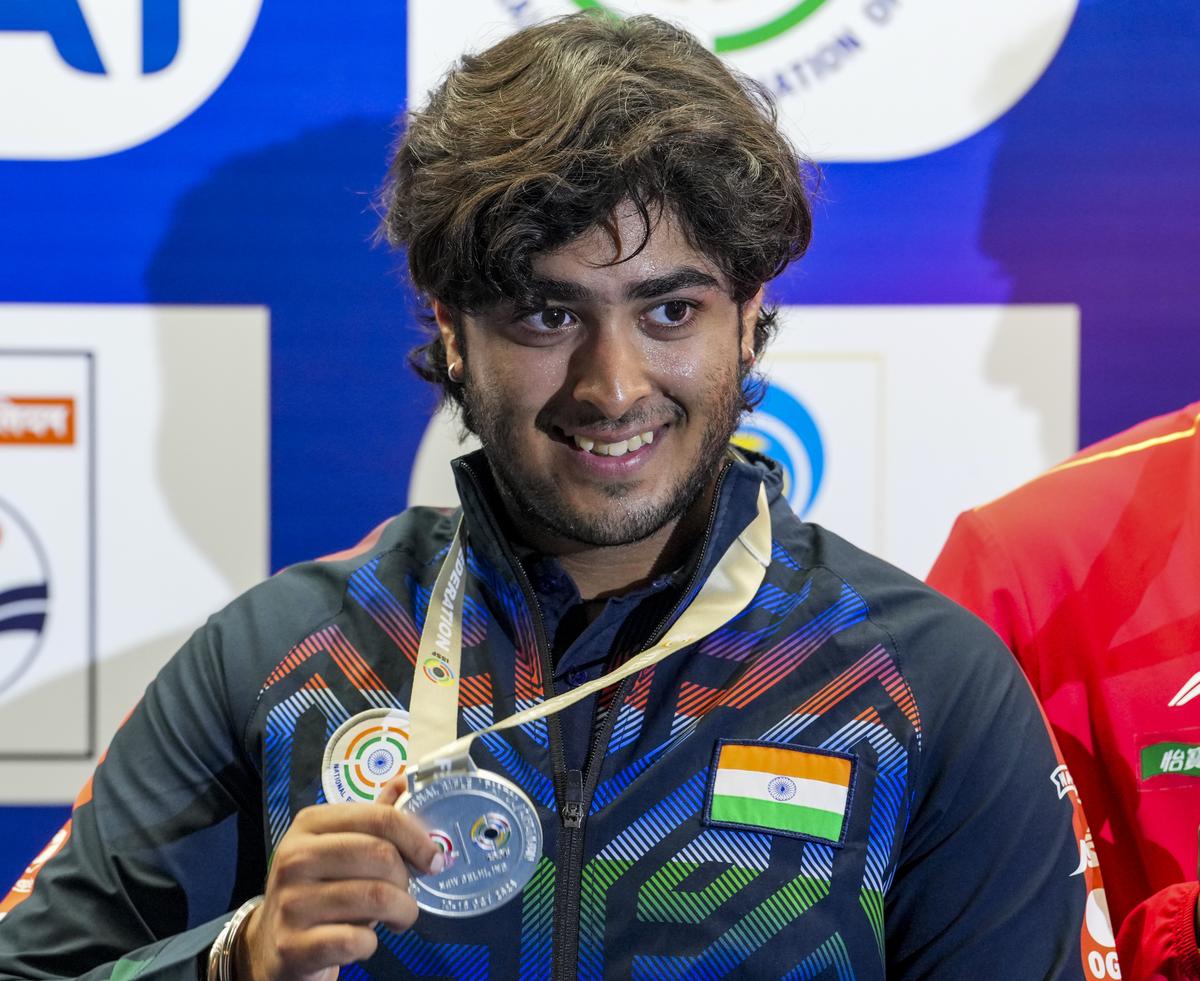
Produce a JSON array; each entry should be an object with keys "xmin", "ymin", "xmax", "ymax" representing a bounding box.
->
[{"xmin": 397, "ymin": 763, "xmax": 541, "ymax": 917}]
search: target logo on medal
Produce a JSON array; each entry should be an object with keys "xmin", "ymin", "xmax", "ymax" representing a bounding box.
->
[
  {"xmin": 470, "ymin": 812, "xmax": 512, "ymax": 856},
  {"xmin": 422, "ymin": 654, "xmax": 455, "ymax": 686},
  {"xmin": 734, "ymin": 383, "xmax": 825, "ymax": 517},
  {"xmin": 321, "ymin": 709, "xmax": 412, "ymax": 804},
  {"xmin": 767, "ymin": 775, "xmax": 798, "ymax": 802},
  {"xmin": 0, "ymin": 497, "xmax": 51, "ymax": 696}
]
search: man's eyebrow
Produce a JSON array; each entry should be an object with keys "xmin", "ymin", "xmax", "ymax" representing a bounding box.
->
[
  {"xmin": 625, "ymin": 268, "xmax": 722, "ymax": 300},
  {"xmin": 524, "ymin": 277, "xmax": 596, "ymax": 303},
  {"xmin": 522, "ymin": 268, "xmax": 724, "ymax": 305}
]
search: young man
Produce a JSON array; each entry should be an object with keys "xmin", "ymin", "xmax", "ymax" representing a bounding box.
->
[
  {"xmin": 929, "ymin": 402, "xmax": 1200, "ymax": 980},
  {"xmin": 0, "ymin": 14, "xmax": 1114, "ymax": 980}
]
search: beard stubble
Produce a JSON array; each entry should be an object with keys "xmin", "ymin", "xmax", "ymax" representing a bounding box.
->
[{"xmin": 461, "ymin": 364, "xmax": 746, "ymax": 549}]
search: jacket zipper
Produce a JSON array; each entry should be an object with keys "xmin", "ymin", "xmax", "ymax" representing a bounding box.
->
[
  {"xmin": 457, "ymin": 458, "xmax": 733, "ymax": 980},
  {"xmin": 552, "ymin": 462, "xmax": 733, "ymax": 981}
]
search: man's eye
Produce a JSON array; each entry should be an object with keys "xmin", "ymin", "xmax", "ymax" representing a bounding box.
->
[
  {"xmin": 523, "ymin": 308, "xmax": 577, "ymax": 332},
  {"xmin": 644, "ymin": 300, "xmax": 695, "ymax": 328}
]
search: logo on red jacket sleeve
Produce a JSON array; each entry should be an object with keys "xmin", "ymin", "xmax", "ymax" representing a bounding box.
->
[{"xmin": 1051, "ymin": 764, "xmax": 1121, "ymax": 979}]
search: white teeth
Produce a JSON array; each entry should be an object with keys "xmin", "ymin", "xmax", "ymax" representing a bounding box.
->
[{"xmin": 572, "ymin": 430, "xmax": 656, "ymax": 456}]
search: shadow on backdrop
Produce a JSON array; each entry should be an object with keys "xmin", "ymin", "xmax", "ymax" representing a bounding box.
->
[
  {"xmin": 979, "ymin": 0, "xmax": 1200, "ymax": 447},
  {"xmin": 144, "ymin": 117, "xmax": 438, "ymax": 571}
]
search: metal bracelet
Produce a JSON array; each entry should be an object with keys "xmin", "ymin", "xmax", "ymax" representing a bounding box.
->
[{"xmin": 207, "ymin": 895, "xmax": 265, "ymax": 981}]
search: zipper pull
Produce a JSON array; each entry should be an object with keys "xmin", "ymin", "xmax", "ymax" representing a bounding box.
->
[{"xmin": 562, "ymin": 768, "xmax": 585, "ymax": 829}]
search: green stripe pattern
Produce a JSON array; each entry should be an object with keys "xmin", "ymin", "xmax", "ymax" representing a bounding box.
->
[
  {"xmin": 710, "ymin": 794, "xmax": 844, "ymax": 841},
  {"xmin": 638, "ymin": 861, "xmax": 762, "ymax": 924}
]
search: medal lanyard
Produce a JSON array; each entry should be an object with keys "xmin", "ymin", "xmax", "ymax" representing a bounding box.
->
[{"xmin": 406, "ymin": 482, "xmax": 772, "ymax": 782}]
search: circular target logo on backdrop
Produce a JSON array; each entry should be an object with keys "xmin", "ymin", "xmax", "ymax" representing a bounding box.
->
[
  {"xmin": 414, "ymin": 0, "xmax": 1078, "ymax": 160},
  {"xmin": 0, "ymin": 497, "xmax": 51, "ymax": 696},
  {"xmin": 734, "ymin": 383, "xmax": 825, "ymax": 516},
  {"xmin": 0, "ymin": 0, "xmax": 263, "ymax": 160}
]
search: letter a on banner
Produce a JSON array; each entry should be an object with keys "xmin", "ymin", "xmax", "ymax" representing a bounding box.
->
[
  {"xmin": 0, "ymin": 0, "xmax": 104, "ymax": 74},
  {"xmin": 0, "ymin": 0, "xmax": 182, "ymax": 76}
]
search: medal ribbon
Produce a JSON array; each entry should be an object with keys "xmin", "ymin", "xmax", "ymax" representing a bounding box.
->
[{"xmin": 407, "ymin": 482, "xmax": 773, "ymax": 775}]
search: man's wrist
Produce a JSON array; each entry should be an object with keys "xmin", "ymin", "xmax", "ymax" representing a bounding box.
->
[{"xmin": 207, "ymin": 895, "xmax": 264, "ymax": 981}]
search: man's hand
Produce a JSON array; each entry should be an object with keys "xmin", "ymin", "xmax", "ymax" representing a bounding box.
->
[{"xmin": 235, "ymin": 778, "xmax": 440, "ymax": 981}]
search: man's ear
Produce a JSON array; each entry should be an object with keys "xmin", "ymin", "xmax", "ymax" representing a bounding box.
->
[
  {"xmin": 432, "ymin": 299, "xmax": 462, "ymax": 368},
  {"xmin": 741, "ymin": 287, "xmax": 766, "ymax": 365}
]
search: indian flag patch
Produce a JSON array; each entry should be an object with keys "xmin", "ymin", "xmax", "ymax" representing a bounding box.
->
[{"xmin": 705, "ymin": 741, "xmax": 856, "ymax": 846}]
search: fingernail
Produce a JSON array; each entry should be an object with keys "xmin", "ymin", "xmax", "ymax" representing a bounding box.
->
[{"xmin": 429, "ymin": 852, "xmax": 445, "ymax": 875}]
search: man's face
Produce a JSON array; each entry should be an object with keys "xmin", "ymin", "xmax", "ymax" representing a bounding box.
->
[{"xmin": 441, "ymin": 207, "xmax": 760, "ymax": 548}]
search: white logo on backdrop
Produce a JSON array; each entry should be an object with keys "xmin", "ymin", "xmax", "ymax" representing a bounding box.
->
[
  {"xmin": 0, "ymin": 307, "xmax": 268, "ymax": 799},
  {"xmin": 0, "ymin": 0, "xmax": 262, "ymax": 160},
  {"xmin": 409, "ymin": 0, "xmax": 1078, "ymax": 160}
]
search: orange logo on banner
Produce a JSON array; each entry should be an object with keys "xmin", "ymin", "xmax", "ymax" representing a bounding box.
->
[{"xmin": 0, "ymin": 397, "xmax": 75, "ymax": 445}]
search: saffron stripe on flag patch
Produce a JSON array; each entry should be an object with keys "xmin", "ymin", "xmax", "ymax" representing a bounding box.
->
[
  {"xmin": 719, "ymin": 743, "xmax": 852, "ymax": 784},
  {"xmin": 706, "ymin": 740, "xmax": 855, "ymax": 844}
]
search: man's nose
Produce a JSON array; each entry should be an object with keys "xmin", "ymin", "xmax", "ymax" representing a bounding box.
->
[{"xmin": 570, "ymin": 325, "xmax": 654, "ymax": 419}]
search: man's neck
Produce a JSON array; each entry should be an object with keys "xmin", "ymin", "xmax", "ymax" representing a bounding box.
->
[{"xmin": 498, "ymin": 476, "xmax": 723, "ymax": 602}]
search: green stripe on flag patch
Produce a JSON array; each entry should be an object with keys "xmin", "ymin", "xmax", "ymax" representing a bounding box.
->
[
  {"xmin": 1141, "ymin": 741, "xmax": 1200, "ymax": 780},
  {"xmin": 710, "ymin": 794, "xmax": 845, "ymax": 841}
]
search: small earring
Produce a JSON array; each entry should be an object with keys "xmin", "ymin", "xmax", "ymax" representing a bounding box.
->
[
  {"xmin": 742, "ymin": 348, "xmax": 757, "ymax": 368},
  {"xmin": 447, "ymin": 360, "xmax": 463, "ymax": 383}
]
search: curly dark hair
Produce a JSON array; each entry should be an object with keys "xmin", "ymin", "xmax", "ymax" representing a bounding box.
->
[{"xmin": 379, "ymin": 12, "xmax": 815, "ymax": 420}]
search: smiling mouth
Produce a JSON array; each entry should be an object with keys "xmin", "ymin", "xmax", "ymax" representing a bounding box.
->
[
  {"xmin": 571, "ymin": 430, "xmax": 656, "ymax": 457},
  {"xmin": 548, "ymin": 425, "xmax": 663, "ymax": 458}
]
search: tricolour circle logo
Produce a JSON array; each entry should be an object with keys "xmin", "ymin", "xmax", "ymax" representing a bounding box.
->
[
  {"xmin": 321, "ymin": 708, "xmax": 411, "ymax": 804},
  {"xmin": 0, "ymin": 497, "xmax": 51, "ymax": 696},
  {"xmin": 734, "ymin": 382, "xmax": 825, "ymax": 516},
  {"xmin": 0, "ymin": 0, "xmax": 263, "ymax": 160}
]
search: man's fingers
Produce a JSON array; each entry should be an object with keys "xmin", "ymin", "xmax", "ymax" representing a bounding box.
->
[
  {"xmin": 271, "ymin": 832, "xmax": 410, "ymax": 886},
  {"xmin": 287, "ymin": 804, "xmax": 440, "ymax": 875},
  {"xmin": 275, "ymin": 923, "xmax": 380, "ymax": 974},
  {"xmin": 375, "ymin": 774, "xmax": 407, "ymax": 808},
  {"xmin": 275, "ymin": 879, "xmax": 416, "ymax": 931}
]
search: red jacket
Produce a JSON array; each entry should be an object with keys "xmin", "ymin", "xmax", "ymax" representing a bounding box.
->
[{"xmin": 929, "ymin": 403, "xmax": 1200, "ymax": 980}]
